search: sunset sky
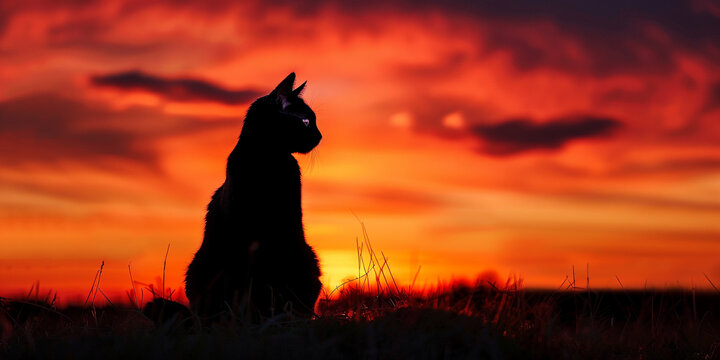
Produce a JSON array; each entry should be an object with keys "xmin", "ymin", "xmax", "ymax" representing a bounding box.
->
[{"xmin": 2, "ymin": 0, "xmax": 720, "ymax": 303}]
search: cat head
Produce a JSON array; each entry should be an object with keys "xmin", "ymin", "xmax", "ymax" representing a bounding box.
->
[{"xmin": 242, "ymin": 73, "xmax": 321, "ymax": 154}]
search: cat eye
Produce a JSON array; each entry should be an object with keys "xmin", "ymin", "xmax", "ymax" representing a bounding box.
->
[{"xmin": 302, "ymin": 118, "xmax": 310, "ymax": 127}]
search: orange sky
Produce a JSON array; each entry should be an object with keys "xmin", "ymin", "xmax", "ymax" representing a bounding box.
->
[{"xmin": 2, "ymin": 0, "xmax": 720, "ymax": 303}]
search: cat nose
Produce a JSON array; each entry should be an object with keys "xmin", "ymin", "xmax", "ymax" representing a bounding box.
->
[{"xmin": 302, "ymin": 118, "xmax": 310, "ymax": 127}]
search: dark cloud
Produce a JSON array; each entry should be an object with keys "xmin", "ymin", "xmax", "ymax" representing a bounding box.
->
[
  {"xmin": 0, "ymin": 94, "xmax": 152, "ymax": 167},
  {"xmin": 380, "ymin": 94, "xmax": 621, "ymax": 156},
  {"xmin": 463, "ymin": 1, "xmax": 718, "ymax": 75},
  {"xmin": 0, "ymin": 93, "xmax": 237, "ymax": 169},
  {"xmin": 705, "ymin": 83, "xmax": 720, "ymax": 111},
  {"xmin": 597, "ymin": 86, "xmax": 656, "ymax": 105},
  {"xmin": 91, "ymin": 70, "xmax": 263, "ymax": 105},
  {"xmin": 262, "ymin": 0, "xmax": 720, "ymax": 76},
  {"xmin": 3, "ymin": 0, "xmax": 718, "ymax": 76},
  {"xmin": 481, "ymin": 29, "xmax": 675, "ymax": 76},
  {"xmin": 470, "ymin": 117, "xmax": 621, "ymax": 156}
]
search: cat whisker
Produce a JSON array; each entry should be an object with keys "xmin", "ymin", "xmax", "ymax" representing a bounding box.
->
[{"xmin": 309, "ymin": 148, "xmax": 320, "ymax": 173}]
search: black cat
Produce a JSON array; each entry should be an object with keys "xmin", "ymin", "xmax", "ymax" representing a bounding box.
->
[{"xmin": 185, "ymin": 73, "xmax": 322, "ymax": 321}]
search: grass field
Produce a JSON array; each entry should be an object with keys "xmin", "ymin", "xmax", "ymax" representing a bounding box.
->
[
  {"xmin": 2, "ymin": 279, "xmax": 719, "ymax": 360},
  {"xmin": 2, "ymin": 231, "xmax": 719, "ymax": 359}
]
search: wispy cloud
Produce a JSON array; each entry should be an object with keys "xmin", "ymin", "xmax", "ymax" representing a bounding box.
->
[
  {"xmin": 0, "ymin": 94, "xmax": 154, "ymax": 167},
  {"xmin": 91, "ymin": 70, "xmax": 263, "ymax": 105},
  {"xmin": 470, "ymin": 117, "xmax": 621, "ymax": 156},
  {"xmin": 0, "ymin": 93, "xmax": 236, "ymax": 169}
]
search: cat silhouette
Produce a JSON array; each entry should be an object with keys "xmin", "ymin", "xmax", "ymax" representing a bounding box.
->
[{"xmin": 184, "ymin": 73, "xmax": 322, "ymax": 321}]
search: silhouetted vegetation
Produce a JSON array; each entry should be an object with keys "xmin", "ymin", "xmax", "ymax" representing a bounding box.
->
[
  {"xmin": 2, "ymin": 280, "xmax": 720, "ymax": 359},
  {"xmin": 3, "ymin": 229, "xmax": 719, "ymax": 359}
]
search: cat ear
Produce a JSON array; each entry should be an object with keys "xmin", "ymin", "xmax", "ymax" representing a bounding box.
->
[
  {"xmin": 273, "ymin": 72, "xmax": 295, "ymax": 109},
  {"xmin": 292, "ymin": 81, "xmax": 307, "ymax": 97}
]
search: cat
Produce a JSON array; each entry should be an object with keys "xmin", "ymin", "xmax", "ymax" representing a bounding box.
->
[{"xmin": 184, "ymin": 73, "xmax": 323, "ymax": 321}]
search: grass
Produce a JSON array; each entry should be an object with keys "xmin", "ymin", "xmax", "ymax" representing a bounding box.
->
[
  {"xmin": 2, "ymin": 283, "xmax": 720, "ymax": 359},
  {"xmin": 1, "ymin": 228, "xmax": 719, "ymax": 359}
]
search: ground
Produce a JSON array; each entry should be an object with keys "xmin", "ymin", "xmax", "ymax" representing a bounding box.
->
[{"xmin": 2, "ymin": 281, "xmax": 719, "ymax": 359}]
